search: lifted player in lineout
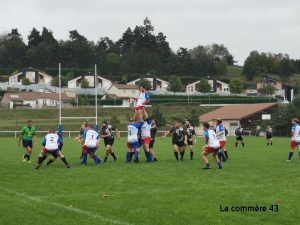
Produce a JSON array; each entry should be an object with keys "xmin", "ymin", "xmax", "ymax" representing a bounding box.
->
[{"xmin": 131, "ymin": 85, "xmax": 150, "ymax": 123}]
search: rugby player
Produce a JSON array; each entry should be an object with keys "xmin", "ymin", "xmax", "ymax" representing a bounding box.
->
[
  {"xmin": 150, "ymin": 119, "xmax": 158, "ymax": 161},
  {"xmin": 126, "ymin": 118, "xmax": 142, "ymax": 163},
  {"xmin": 161, "ymin": 121, "xmax": 185, "ymax": 161},
  {"xmin": 183, "ymin": 119, "xmax": 197, "ymax": 160},
  {"xmin": 265, "ymin": 125, "xmax": 273, "ymax": 147},
  {"xmin": 131, "ymin": 85, "xmax": 150, "ymax": 122},
  {"xmin": 287, "ymin": 118, "xmax": 300, "ymax": 162},
  {"xmin": 235, "ymin": 125, "xmax": 245, "ymax": 148},
  {"xmin": 80, "ymin": 124, "xmax": 102, "ymax": 166},
  {"xmin": 18, "ymin": 120, "xmax": 37, "ymax": 163},
  {"xmin": 100, "ymin": 121, "xmax": 119, "ymax": 162},
  {"xmin": 201, "ymin": 123, "xmax": 222, "ymax": 170},
  {"xmin": 35, "ymin": 128, "xmax": 70, "ymax": 169}
]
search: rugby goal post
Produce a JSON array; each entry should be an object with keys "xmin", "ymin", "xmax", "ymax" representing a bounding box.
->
[{"xmin": 58, "ymin": 63, "xmax": 99, "ymax": 136}]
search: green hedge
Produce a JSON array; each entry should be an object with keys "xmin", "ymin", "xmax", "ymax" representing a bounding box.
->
[
  {"xmin": 160, "ymin": 77, "xmax": 201, "ymax": 85},
  {"xmin": 0, "ymin": 68, "xmax": 17, "ymax": 75},
  {"xmin": 44, "ymin": 68, "xmax": 92, "ymax": 77},
  {"xmin": 151, "ymin": 98, "xmax": 277, "ymax": 105},
  {"xmin": 0, "ymin": 90, "xmax": 6, "ymax": 98},
  {"xmin": 88, "ymin": 98, "xmax": 123, "ymax": 105},
  {"xmin": 150, "ymin": 95, "xmax": 274, "ymax": 100}
]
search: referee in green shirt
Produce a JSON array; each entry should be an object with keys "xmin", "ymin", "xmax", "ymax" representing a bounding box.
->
[{"xmin": 18, "ymin": 120, "xmax": 37, "ymax": 163}]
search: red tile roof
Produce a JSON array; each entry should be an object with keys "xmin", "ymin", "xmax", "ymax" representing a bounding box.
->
[
  {"xmin": 200, "ymin": 103, "xmax": 278, "ymax": 122},
  {"xmin": 4, "ymin": 92, "xmax": 71, "ymax": 101}
]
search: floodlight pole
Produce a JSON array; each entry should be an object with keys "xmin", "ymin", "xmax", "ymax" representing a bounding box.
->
[
  {"xmin": 95, "ymin": 64, "xmax": 98, "ymax": 132},
  {"xmin": 58, "ymin": 63, "xmax": 62, "ymax": 136}
]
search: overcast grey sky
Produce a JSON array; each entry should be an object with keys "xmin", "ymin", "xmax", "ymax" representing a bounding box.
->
[{"xmin": 1, "ymin": 0, "xmax": 299, "ymax": 65}]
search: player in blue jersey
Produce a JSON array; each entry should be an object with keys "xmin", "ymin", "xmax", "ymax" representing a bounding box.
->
[
  {"xmin": 45, "ymin": 132, "xmax": 64, "ymax": 166},
  {"xmin": 287, "ymin": 118, "xmax": 300, "ymax": 162},
  {"xmin": 215, "ymin": 118, "xmax": 227, "ymax": 162},
  {"xmin": 141, "ymin": 109, "xmax": 154, "ymax": 162},
  {"xmin": 201, "ymin": 123, "xmax": 222, "ymax": 170},
  {"xmin": 35, "ymin": 128, "xmax": 71, "ymax": 169},
  {"xmin": 79, "ymin": 124, "xmax": 102, "ymax": 166},
  {"xmin": 131, "ymin": 85, "xmax": 151, "ymax": 122},
  {"xmin": 126, "ymin": 118, "xmax": 142, "ymax": 163}
]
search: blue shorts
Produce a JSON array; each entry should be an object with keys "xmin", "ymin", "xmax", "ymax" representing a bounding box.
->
[
  {"xmin": 131, "ymin": 141, "xmax": 140, "ymax": 149},
  {"xmin": 50, "ymin": 149, "xmax": 60, "ymax": 155},
  {"xmin": 88, "ymin": 147, "xmax": 97, "ymax": 153},
  {"xmin": 22, "ymin": 140, "xmax": 32, "ymax": 148}
]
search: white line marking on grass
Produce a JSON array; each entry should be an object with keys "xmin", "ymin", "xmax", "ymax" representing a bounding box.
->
[{"xmin": 0, "ymin": 187, "xmax": 133, "ymax": 225}]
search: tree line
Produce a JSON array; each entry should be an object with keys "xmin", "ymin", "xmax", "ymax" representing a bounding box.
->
[
  {"xmin": 1, "ymin": 17, "xmax": 299, "ymax": 85},
  {"xmin": 0, "ymin": 17, "xmax": 235, "ymax": 79},
  {"xmin": 242, "ymin": 51, "xmax": 300, "ymax": 81}
]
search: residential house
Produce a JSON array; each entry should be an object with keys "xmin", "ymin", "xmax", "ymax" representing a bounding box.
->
[
  {"xmin": 186, "ymin": 79, "xmax": 230, "ymax": 94},
  {"xmin": 198, "ymin": 103, "xmax": 278, "ymax": 136},
  {"xmin": 127, "ymin": 75, "xmax": 169, "ymax": 91},
  {"xmin": 245, "ymin": 78, "xmax": 294, "ymax": 102},
  {"xmin": 1, "ymin": 92, "xmax": 72, "ymax": 108},
  {"xmin": 8, "ymin": 68, "xmax": 53, "ymax": 86},
  {"xmin": 105, "ymin": 84, "xmax": 139, "ymax": 107},
  {"xmin": 68, "ymin": 73, "xmax": 112, "ymax": 89}
]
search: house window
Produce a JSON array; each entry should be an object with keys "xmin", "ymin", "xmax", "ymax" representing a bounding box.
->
[
  {"xmin": 43, "ymin": 100, "xmax": 47, "ymax": 105},
  {"xmin": 10, "ymin": 77, "xmax": 16, "ymax": 84},
  {"xmin": 51, "ymin": 100, "xmax": 57, "ymax": 106},
  {"xmin": 191, "ymin": 86, "xmax": 193, "ymax": 92},
  {"xmin": 249, "ymin": 90, "xmax": 256, "ymax": 93},
  {"xmin": 132, "ymin": 90, "xmax": 135, "ymax": 94}
]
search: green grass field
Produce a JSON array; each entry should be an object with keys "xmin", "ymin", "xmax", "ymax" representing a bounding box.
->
[{"xmin": 0, "ymin": 136, "xmax": 299, "ymax": 225}]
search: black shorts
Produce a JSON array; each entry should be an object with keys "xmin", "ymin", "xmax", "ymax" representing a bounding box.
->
[
  {"xmin": 236, "ymin": 136, "xmax": 243, "ymax": 141},
  {"xmin": 172, "ymin": 139, "xmax": 184, "ymax": 147},
  {"xmin": 186, "ymin": 140, "xmax": 193, "ymax": 146},
  {"xmin": 22, "ymin": 140, "xmax": 32, "ymax": 148},
  {"xmin": 266, "ymin": 135, "xmax": 272, "ymax": 139},
  {"xmin": 149, "ymin": 140, "xmax": 155, "ymax": 148},
  {"xmin": 104, "ymin": 138, "xmax": 114, "ymax": 146}
]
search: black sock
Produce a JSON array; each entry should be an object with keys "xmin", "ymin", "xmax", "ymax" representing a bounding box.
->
[
  {"xmin": 224, "ymin": 151, "xmax": 228, "ymax": 159},
  {"xmin": 242, "ymin": 143, "xmax": 245, "ymax": 147},
  {"xmin": 267, "ymin": 143, "xmax": 269, "ymax": 146},
  {"xmin": 23, "ymin": 154, "xmax": 27, "ymax": 159},
  {"xmin": 180, "ymin": 151, "xmax": 185, "ymax": 160},
  {"xmin": 38, "ymin": 156, "xmax": 44, "ymax": 165},
  {"xmin": 27, "ymin": 154, "xmax": 31, "ymax": 161},
  {"xmin": 129, "ymin": 152, "xmax": 134, "ymax": 161},
  {"xmin": 110, "ymin": 152, "xmax": 117, "ymax": 159},
  {"xmin": 81, "ymin": 151, "xmax": 83, "ymax": 157},
  {"xmin": 46, "ymin": 159, "xmax": 54, "ymax": 165},
  {"xmin": 235, "ymin": 143, "xmax": 238, "ymax": 147},
  {"xmin": 104, "ymin": 157, "xmax": 107, "ymax": 162},
  {"xmin": 190, "ymin": 152, "xmax": 194, "ymax": 160},
  {"xmin": 271, "ymin": 142, "xmax": 273, "ymax": 146},
  {"xmin": 174, "ymin": 152, "xmax": 179, "ymax": 160},
  {"xmin": 61, "ymin": 157, "xmax": 68, "ymax": 165},
  {"xmin": 154, "ymin": 158, "xmax": 157, "ymax": 161}
]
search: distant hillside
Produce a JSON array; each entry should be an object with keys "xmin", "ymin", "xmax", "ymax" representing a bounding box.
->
[{"xmin": 220, "ymin": 66, "xmax": 300, "ymax": 87}]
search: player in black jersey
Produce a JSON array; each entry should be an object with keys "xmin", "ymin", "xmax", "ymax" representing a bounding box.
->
[
  {"xmin": 100, "ymin": 121, "xmax": 120, "ymax": 162},
  {"xmin": 150, "ymin": 119, "xmax": 158, "ymax": 161},
  {"xmin": 161, "ymin": 121, "xmax": 185, "ymax": 161},
  {"xmin": 183, "ymin": 119, "xmax": 197, "ymax": 160},
  {"xmin": 235, "ymin": 125, "xmax": 245, "ymax": 148},
  {"xmin": 265, "ymin": 125, "xmax": 273, "ymax": 147}
]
